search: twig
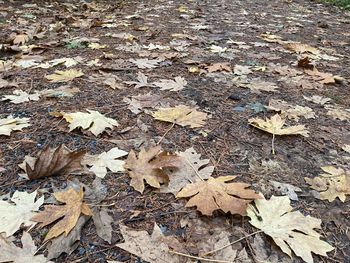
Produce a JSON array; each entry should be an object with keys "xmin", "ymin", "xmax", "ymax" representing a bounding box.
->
[
  {"xmin": 202, "ymin": 230, "xmax": 263, "ymax": 256},
  {"xmin": 169, "ymin": 250, "xmax": 234, "ymax": 263},
  {"xmin": 34, "ymin": 240, "xmax": 49, "ymax": 255},
  {"xmin": 87, "ymin": 202, "xmax": 117, "ymax": 207},
  {"xmin": 157, "ymin": 122, "xmax": 175, "ymax": 145},
  {"xmin": 271, "ymin": 134, "xmax": 276, "ymax": 155}
]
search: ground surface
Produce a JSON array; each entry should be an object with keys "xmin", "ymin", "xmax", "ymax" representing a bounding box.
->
[{"xmin": 0, "ymin": 0, "xmax": 349, "ymax": 262}]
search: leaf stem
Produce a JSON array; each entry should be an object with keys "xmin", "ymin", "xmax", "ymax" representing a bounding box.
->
[
  {"xmin": 157, "ymin": 122, "xmax": 175, "ymax": 145},
  {"xmin": 271, "ymin": 134, "xmax": 276, "ymax": 155}
]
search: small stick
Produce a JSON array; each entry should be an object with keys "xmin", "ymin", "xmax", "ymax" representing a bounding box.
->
[
  {"xmin": 169, "ymin": 250, "xmax": 234, "ymax": 263},
  {"xmin": 157, "ymin": 122, "xmax": 175, "ymax": 145},
  {"xmin": 271, "ymin": 134, "xmax": 276, "ymax": 155}
]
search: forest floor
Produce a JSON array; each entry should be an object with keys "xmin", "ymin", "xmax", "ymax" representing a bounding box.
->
[{"xmin": 0, "ymin": 0, "xmax": 349, "ymax": 262}]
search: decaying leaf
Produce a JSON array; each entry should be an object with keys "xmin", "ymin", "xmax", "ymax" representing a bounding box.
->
[
  {"xmin": 305, "ymin": 166, "xmax": 350, "ymax": 202},
  {"xmin": 206, "ymin": 62, "xmax": 231, "ymax": 73},
  {"xmin": 12, "ymin": 33, "xmax": 30, "ymax": 45},
  {"xmin": 116, "ymin": 223, "xmax": 185, "ymax": 263},
  {"xmin": 36, "ymin": 57, "xmax": 82, "ymax": 69},
  {"xmin": 123, "ymin": 93, "xmax": 161, "ymax": 114},
  {"xmin": 0, "ymin": 78, "xmax": 18, "ymax": 89},
  {"xmin": 62, "ymin": 110, "xmax": 119, "ymax": 136},
  {"xmin": 237, "ymin": 78, "xmax": 279, "ymax": 93},
  {"xmin": 234, "ymin": 65, "xmax": 252, "ymax": 75},
  {"xmin": 269, "ymin": 180, "xmax": 302, "ymax": 201},
  {"xmin": 0, "ymin": 232, "xmax": 52, "ymax": 263},
  {"xmin": 124, "ymin": 72, "xmax": 153, "ymax": 89},
  {"xmin": 40, "ymin": 86, "xmax": 80, "ymax": 98},
  {"xmin": 82, "ymin": 147, "xmax": 128, "ymax": 178},
  {"xmin": 266, "ymin": 99, "xmax": 315, "ymax": 121},
  {"xmin": 325, "ymin": 106, "xmax": 350, "ymax": 121},
  {"xmin": 2, "ymin": 90, "xmax": 40, "ymax": 104},
  {"xmin": 0, "ymin": 190, "xmax": 44, "ymax": 237},
  {"xmin": 45, "ymin": 69, "xmax": 84, "ymax": 83},
  {"xmin": 129, "ymin": 58, "xmax": 160, "ymax": 69},
  {"xmin": 284, "ymin": 43, "xmax": 319, "ymax": 55},
  {"xmin": 247, "ymin": 196, "xmax": 334, "ymax": 263},
  {"xmin": 102, "ymin": 73, "xmax": 125, "ymax": 90},
  {"xmin": 0, "ymin": 116, "xmax": 30, "ymax": 136},
  {"xmin": 153, "ymin": 105, "xmax": 207, "ymax": 128},
  {"xmin": 32, "ymin": 188, "xmax": 93, "ymax": 241},
  {"xmin": 124, "ymin": 146, "xmax": 181, "ymax": 193},
  {"xmin": 176, "ymin": 176, "xmax": 261, "ymax": 216},
  {"xmin": 21, "ymin": 144, "xmax": 85, "ymax": 180},
  {"xmin": 305, "ymin": 69, "xmax": 341, "ymax": 84},
  {"xmin": 249, "ymin": 114, "xmax": 309, "ymax": 137},
  {"xmin": 161, "ymin": 147, "xmax": 214, "ymax": 195},
  {"xmin": 303, "ymin": 95, "xmax": 331, "ymax": 105},
  {"xmin": 153, "ymin": 76, "xmax": 187, "ymax": 91}
]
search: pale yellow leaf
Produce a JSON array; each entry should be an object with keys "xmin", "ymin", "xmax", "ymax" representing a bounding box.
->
[{"xmin": 45, "ymin": 69, "xmax": 84, "ymax": 83}]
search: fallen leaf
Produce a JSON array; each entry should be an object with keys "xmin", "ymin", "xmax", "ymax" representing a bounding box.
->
[
  {"xmin": 0, "ymin": 232, "xmax": 52, "ymax": 263},
  {"xmin": 153, "ymin": 76, "xmax": 187, "ymax": 91},
  {"xmin": 116, "ymin": 223, "xmax": 185, "ymax": 263},
  {"xmin": 32, "ymin": 188, "xmax": 93, "ymax": 241},
  {"xmin": 206, "ymin": 62, "xmax": 231, "ymax": 73},
  {"xmin": 342, "ymin": 145, "xmax": 350, "ymax": 153},
  {"xmin": 2, "ymin": 90, "xmax": 40, "ymax": 104},
  {"xmin": 153, "ymin": 105, "xmax": 208, "ymax": 128},
  {"xmin": 269, "ymin": 180, "xmax": 302, "ymax": 201},
  {"xmin": 266, "ymin": 99, "xmax": 315, "ymax": 121},
  {"xmin": 82, "ymin": 147, "xmax": 128, "ymax": 178},
  {"xmin": 103, "ymin": 74, "xmax": 125, "ymax": 90},
  {"xmin": 161, "ymin": 147, "xmax": 214, "ymax": 195},
  {"xmin": 249, "ymin": 114, "xmax": 309, "ymax": 137},
  {"xmin": 305, "ymin": 68, "xmax": 341, "ymax": 84},
  {"xmin": 298, "ymin": 57, "xmax": 314, "ymax": 69},
  {"xmin": 234, "ymin": 65, "xmax": 252, "ymax": 75},
  {"xmin": 0, "ymin": 78, "xmax": 18, "ymax": 89},
  {"xmin": 21, "ymin": 144, "xmax": 85, "ymax": 180},
  {"xmin": 247, "ymin": 196, "xmax": 334, "ymax": 263},
  {"xmin": 123, "ymin": 93, "xmax": 161, "ymax": 114},
  {"xmin": 305, "ymin": 166, "xmax": 350, "ymax": 202},
  {"xmin": 12, "ymin": 33, "xmax": 30, "ymax": 45},
  {"xmin": 62, "ymin": 110, "xmax": 119, "ymax": 136},
  {"xmin": 45, "ymin": 69, "xmax": 84, "ymax": 83},
  {"xmin": 129, "ymin": 58, "xmax": 160, "ymax": 69},
  {"xmin": 0, "ymin": 190, "xmax": 44, "ymax": 237},
  {"xmin": 88, "ymin": 43, "xmax": 106, "ymax": 49},
  {"xmin": 40, "ymin": 86, "xmax": 80, "ymax": 98},
  {"xmin": 124, "ymin": 72, "xmax": 153, "ymax": 88},
  {"xmin": 284, "ymin": 43, "xmax": 320, "ymax": 55},
  {"xmin": 325, "ymin": 106, "xmax": 350, "ymax": 121},
  {"xmin": 209, "ymin": 45, "xmax": 227, "ymax": 53},
  {"xmin": 303, "ymin": 95, "xmax": 331, "ymax": 105},
  {"xmin": 92, "ymin": 208, "xmax": 113, "ymax": 244},
  {"xmin": 176, "ymin": 176, "xmax": 261, "ymax": 216},
  {"xmin": 36, "ymin": 57, "xmax": 82, "ymax": 69},
  {"xmin": 0, "ymin": 116, "xmax": 30, "ymax": 136},
  {"xmin": 14, "ymin": 55, "xmax": 44, "ymax": 68},
  {"xmin": 124, "ymin": 146, "xmax": 181, "ymax": 193},
  {"xmin": 237, "ymin": 78, "xmax": 279, "ymax": 93}
]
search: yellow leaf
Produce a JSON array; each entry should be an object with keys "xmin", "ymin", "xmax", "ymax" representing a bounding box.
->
[
  {"xmin": 45, "ymin": 69, "xmax": 84, "ymax": 83},
  {"xmin": 0, "ymin": 116, "xmax": 30, "ymax": 136}
]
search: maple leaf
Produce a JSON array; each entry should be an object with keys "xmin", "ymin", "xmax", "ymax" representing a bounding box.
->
[
  {"xmin": 12, "ymin": 33, "xmax": 30, "ymax": 45},
  {"xmin": 266, "ymin": 99, "xmax": 315, "ymax": 121},
  {"xmin": 2, "ymin": 90, "xmax": 40, "ymax": 104},
  {"xmin": 124, "ymin": 72, "xmax": 153, "ymax": 89},
  {"xmin": 152, "ymin": 105, "xmax": 208, "ymax": 128},
  {"xmin": 247, "ymin": 196, "xmax": 334, "ymax": 263},
  {"xmin": 40, "ymin": 86, "xmax": 80, "ymax": 98},
  {"xmin": 249, "ymin": 114, "xmax": 309, "ymax": 137},
  {"xmin": 0, "ymin": 78, "xmax": 18, "ymax": 89},
  {"xmin": 21, "ymin": 145, "xmax": 85, "ymax": 180},
  {"xmin": 206, "ymin": 62, "xmax": 231, "ymax": 73},
  {"xmin": 123, "ymin": 93, "xmax": 161, "ymax": 114},
  {"xmin": 236, "ymin": 78, "xmax": 279, "ymax": 93},
  {"xmin": 82, "ymin": 147, "xmax": 128, "ymax": 178},
  {"xmin": 0, "ymin": 116, "xmax": 30, "ymax": 136},
  {"xmin": 284, "ymin": 43, "xmax": 320, "ymax": 55},
  {"xmin": 325, "ymin": 106, "xmax": 350, "ymax": 121},
  {"xmin": 45, "ymin": 69, "xmax": 84, "ymax": 83},
  {"xmin": 0, "ymin": 190, "xmax": 44, "ymax": 237},
  {"xmin": 303, "ymin": 95, "xmax": 331, "ymax": 105},
  {"xmin": 36, "ymin": 57, "xmax": 82, "ymax": 69},
  {"xmin": 176, "ymin": 176, "xmax": 261, "ymax": 216},
  {"xmin": 14, "ymin": 55, "xmax": 44, "ymax": 68},
  {"xmin": 129, "ymin": 58, "xmax": 160, "ymax": 69},
  {"xmin": 305, "ymin": 69, "xmax": 340, "ymax": 84},
  {"xmin": 305, "ymin": 166, "xmax": 350, "ymax": 202},
  {"xmin": 161, "ymin": 147, "xmax": 214, "ymax": 195},
  {"xmin": 62, "ymin": 110, "xmax": 119, "ymax": 136},
  {"xmin": 234, "ymin": 65, "xmax": 252, "ymax": 75},
  {"xmin": 102, "ymin": 74, "xmax": 125, "ymax": 90},
  {"xmin": 32, "ymin": 188, "xmax": 93, "ymax": 241},
  {"xmin": 209, "ymin": 45, "xmax": 227, "ymax": 53},
  {"xmin": 153, "ymin": 76, "xmax": 187, "ymax": 91},
  {"xmin": 124, "ymin": 146, "xmax": 181, "ymax": 193},
  {"xmin": 0, "ymin": 232, "xmax": 52, "ymax": 263},
  {"xmin": 116, "ymin": 223, "xmax": 185, "ymax": 263},
  {"xmin": 88, "ymin": 43, "xmax": 106, "ymax": 49}
]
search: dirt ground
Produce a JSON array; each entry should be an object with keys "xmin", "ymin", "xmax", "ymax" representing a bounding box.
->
[{"xmin": 0, "ymin": 0, "xmax": 349, "ymax": 262}]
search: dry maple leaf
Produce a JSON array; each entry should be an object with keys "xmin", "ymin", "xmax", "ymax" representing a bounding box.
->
[
  {"xmin": 40, "ymin": 86, "xmax": 80, "ymax": 98},
  {"xmin": 152, "ymin": 105, "xmax": 207, "ymax": 128},
  {"xmin": 124, "ymin": 146, "xmax": 181, "ymax": 193},
  {"xmin": 117, "ymin": 223, "xmax": 185, "ymax": 263},
  {"xmin": 129, "ymin": 58, "xmax": 160, "ymax": 69},
  {"xmin": 0, "ymin": 116, "xmax": 30, "ymax": 136},
  {"xmin": 45, "ymin": 69, "xmax": 84, "ymax": 83},
  {"xmin": 284, "ymin": 43, "xmax": 320, "ymax": 55},
  {"xmin": 32, "ymin": 188, "xmax": 93, "ymax": 241},
  {"xmin": 325, "ymin": 106, "xmax": 350, "ymax": 121},
  {"xmin": 82, "ymin": 147, "xmax": 128, "ymax": 178},
  {"xmin": 161, "ymin": 147, "xmax": 214, "ymax": 195},
  {"xmin": 22, "ymin": 145, "xmax": 85, "ymax": 180},
  {"xmin": 266, "ymin": 99, "xmax": 315, "ymax": 121},
  {"xmin": 2, "ymin": 90, "xmax": 40, "ymax": 104},
  {"xmin": 176, "ymin": 176, "xmax": 261, "ymax": 216},
  {"xmin": 124, "ymin": 72, "xmax": 153, "ymax": 89},
  {"xmin": 305, "ymin": 166, "xmax": 350, "ymax": 202},
  {"xmin": 249, "ymin": 114, "xmax": 309, "ymax": 137},
  {"xmin": 123, "ymin": 93, "xmax": 161, "ymax": 114},
  {"xmin": 0, "ymin": 232, "xmax": 52, "ymax": 263},
  {"xmin": 0, "ymin": 78, "xmax": 18, "ymax": 89},
  {"xmin": 12, "ymin": 33, "xmax": 30, "ymax": 45},
  {"xmin": 304, "ymin": 69, "xmax": 340, "ymax": 84},
  {"xmin": 206, "ymin": 62, "xmax": 231, "ymax": 73},
  {"xmin": 303, "ymin": 95, "xmax": 331, "ymax": 105},
  {"xmin": 0, "ymin": 190, "xmax": 44, "ymax": 237},
  {"xmin": 153, "ymin": 76, "xmax": 187, "ymax": 91},
  {"xmin": 62, "ymin": 110, "xmax": 119, "ymax": 136},
  {"xmin": 247, "ymin": 196, "xmax": 334, "ymax": 263},
  {"xmin": 237, "ymin": 78, "xmax": 279, "ymax": 93},
  {"xmin": 234, "ymin": 65, "xmax": 252, "ymax": 75}
]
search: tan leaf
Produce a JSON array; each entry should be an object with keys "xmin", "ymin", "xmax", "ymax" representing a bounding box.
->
[
  {"xmin": 0, "ymin": 116, "xmax": 30, "ymax": 136},
  {"xmin": 325, "ymin": 106, "xmax": 350, "ymax": 121},
  {"xmin": 342, "ymin": 144, "xmax": 350, "ymax": 153},
  {"xmin": 0, "ymin": 232, "xmax": 52, "ymax": 263},
  {"xmin": 62, "ymin": 110, "xmax": 119, "ymax": 136},
  {"xmin": 14, "ymin": 55, "xmax": 44, "ymax": 68},
  {"xmin": 0, "ymin": 78, "xmax": 18, "ymax": 89},
  {"xmin": 124, "ymin": 146, "xmax": 181, "ymax": 193},
  {"xmin": 305, "ymin": 166, "xmax": 350, "ymax": 202},
  {"xmin": 21, "ymin": 145, "xmax": 85, "ymax": 180},
  {"xmin": 303, "ymin": 95, "xmax": 331, "ymax": 105},
  {"xmin": 284, "ymin": 43, "xmax": 320, "ymax": 55},
  {"xmin": 88, "ymin": 43, "xmax": 106, "ymax": 49},
  {"xmin": 129, "ymin": 58, "xmax": 160, "ymax": 69},
  {"xmin": 266, "ymin": 99, "xmax": 315, "ymax": 121},
  {"xmin": 305, "ymin": 68, "xmax": 342, "ymax": 84},
  {"xmin": 153, "ymin": 76, "xmax": 187, "ymax": 91},
  {"xmin": 176, "ymin": 176, "xmax": 261, "ymax": 216},
  {"xmin": 45, "ymin": 69, "xmax": 84, "ymax": 83},
  {"xmin": 234, "ymin": 65, "xmax": 252, "ymax": 75},
  {"xmin": 247, "ymin": 196, "xmax": 334, "ymax": 263},
  {"xmin": 124, "ymin": 72, "xmax": 153, "ymax": 89},
  {"xmin": 2, "ymin": 90, "xmax": 40, "ymax": 104},
  {"xmin": 249, "ymin": 114, "xmax": 309, "ymax": 137},
  {"xmin": 12, "ymin": 33, "xmax": 30, "ymax": 45},
  {"xmin": 0, "ymin": 190, "xmax": 44, "ymax": 237},
  {"xmin": 161, "ymin": 147, "xmax": 214, "ymax": 195},
  {"xmin": 152, "ymin": 105, "xmax": 207, "ymax": 128},
  {"xmin": 206, "ymin": 62, "xmax": 231, "ymax": 73},
  {"xmin": 116, "ymin": 223, "xmax": 185, "ymax": 263},
  {"xmin": 31, "ymin": 188, "xmax": 93, "ymax": 241},
  {"xmin": 237, "ymin": 78, "xmax": 279, "ymax": 93},
  {"xmin": 123, "ymin": 93, "xmax": 161, "ymax": 114},
  {"xmin": 40, "ymin": 86, "xmax": 80, "ymax": 98}
]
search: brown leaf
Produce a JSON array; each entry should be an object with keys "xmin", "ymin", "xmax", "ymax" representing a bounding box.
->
[
  {"xmin": 23, "ymin": 145, "xmax": 86, "ymax": 180},
  {"xmin": 297, "ymin": 57, "xmax": 314, "ymax": 69},
  {"xmin": 124, "ymin": 146, "xmax": 181, "ymax": 193},
  {"xmin": 206, "ymin": 62, "xmax": 231, "ymax": 73},
  {"xmin": 176, "ymin": 176, "xmax": 261, "ymax": 216},
  {"xmin": 31, "ymin": 188, "xmax": 93, "ymax": 241}
]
